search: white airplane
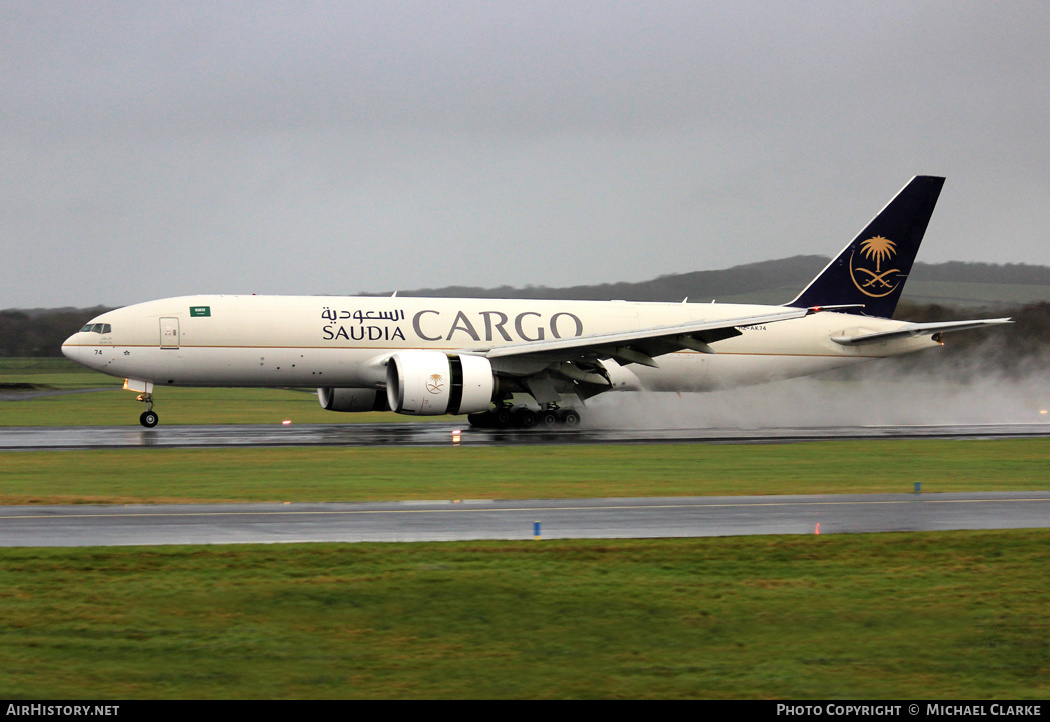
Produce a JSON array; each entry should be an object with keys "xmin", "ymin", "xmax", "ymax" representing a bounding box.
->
[{"xmin": 62, "ymin": 176, "xmax": 1009, "ymax": 428}]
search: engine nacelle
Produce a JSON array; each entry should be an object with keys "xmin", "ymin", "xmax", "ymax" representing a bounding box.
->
[
  {"xmin": 386, "ymin": 351, "xmax": 495, "ymax": 415},
  {"xmin": 317, "ymin": 387, "xmax": 391, "ymax": 412}
]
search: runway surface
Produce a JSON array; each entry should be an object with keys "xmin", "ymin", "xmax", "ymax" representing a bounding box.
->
[
  {"xmin": 1, "ymin": 492, "xmax": 1047, "ymax": 547},
  {"xmin": 3, "ymin": 422, "xmax": 1046, "ymax": 548},
  {"xmin": 3, "ymin": 421, "xmax": 1050, "ymax": 450}
]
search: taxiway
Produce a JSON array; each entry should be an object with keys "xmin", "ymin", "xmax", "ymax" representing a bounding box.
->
[{"xmin": 1, "ymin": 492, "xmax": 1047, "ymax": 547}]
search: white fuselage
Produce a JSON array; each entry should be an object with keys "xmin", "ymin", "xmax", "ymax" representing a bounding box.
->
[{"xmin": 61, "ymin": 294, "xmax": 937, "ymax": 394}]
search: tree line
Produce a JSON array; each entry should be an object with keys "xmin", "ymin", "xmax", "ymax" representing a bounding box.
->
[{"xmin": 0, "ymin": 307, "xmax": 113, "ymax": 358}]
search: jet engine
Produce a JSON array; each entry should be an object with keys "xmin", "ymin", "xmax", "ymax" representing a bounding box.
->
[
  {"xmin": 317, "ymin": 387, "xmax": 390, "ymax": 412},
  {"xmin": 386, "ymin": 351, "xmax": 496, "ymax": 415}
]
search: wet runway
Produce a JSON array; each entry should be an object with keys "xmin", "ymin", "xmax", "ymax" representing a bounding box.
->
[
  {"xmin": 1, "ymin": 492, "xmax": 1048, "ymax": 547},
  {"xmin": 3, "ymin": 422, "xmax": 1047, "ymax": 547},
  {"xmin": 2, "ymin": 421, "xmax": 1050, "ymax": 450}
]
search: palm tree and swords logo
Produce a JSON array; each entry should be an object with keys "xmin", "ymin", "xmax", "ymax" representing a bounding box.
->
[
  {"xmin": 849, "ymin": 236, "xmax": 901, "ymax": 298},
  {"xmin": 426, "ymin": 373, "xmax": 444, "ymax": 394}
]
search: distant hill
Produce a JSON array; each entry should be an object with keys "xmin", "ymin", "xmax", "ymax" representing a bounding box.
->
[
  {"xmin": 370, "ymin": 256, "xmax": 827, "ymax": 304},
  {"xmin": 373, "ymin": 256, "xmax": 1050, "ymax": 308},
  {"xmin": 5, "ymin": 258, "xmax": 1050, "ymax": 357},
  {"xmin": 903, "ymin": 262, "xmax": 1050, "ymax": 307}
]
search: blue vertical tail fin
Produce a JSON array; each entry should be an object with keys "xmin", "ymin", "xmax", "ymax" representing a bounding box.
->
[{"xmin": 787, "ymin": 176, "xmax": 945, "ymax": 318}]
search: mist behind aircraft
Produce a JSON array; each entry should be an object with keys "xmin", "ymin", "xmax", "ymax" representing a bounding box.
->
[{"xmin": 585, "ymin": 362, "xmax": 1050, "ymax": 430}]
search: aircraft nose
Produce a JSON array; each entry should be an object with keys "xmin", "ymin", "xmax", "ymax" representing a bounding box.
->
[{"xmin": 61, "ymin": 334, "xmax": 79, "ymax": 362}]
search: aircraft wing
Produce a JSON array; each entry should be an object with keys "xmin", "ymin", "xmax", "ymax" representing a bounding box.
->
[
  {"xmin": 831, "ymin": 318, "xmax": 1013, "ymax": 346},
  {"xmin": 481, "ymin": 307, "xmax": 810, "ymax": 367}
]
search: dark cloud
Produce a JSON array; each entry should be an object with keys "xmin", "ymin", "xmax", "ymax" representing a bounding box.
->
[{"xmin": 2, "ymin": 1, "xmax": 1048, "ymax": 307}]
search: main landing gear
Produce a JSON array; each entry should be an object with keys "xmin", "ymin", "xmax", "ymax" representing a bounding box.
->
[
  {"xmin": 137, "ymin": 393, "xmax": 159, "ymax": 428},
  {"xmin": 467, "ymin": 405, "xmax": 581, "ymax": 429}
]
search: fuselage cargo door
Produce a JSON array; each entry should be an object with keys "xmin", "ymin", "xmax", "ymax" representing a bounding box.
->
[{"xmin": 160, "ymin": 317, "xmax": 180, "ymax": 349}]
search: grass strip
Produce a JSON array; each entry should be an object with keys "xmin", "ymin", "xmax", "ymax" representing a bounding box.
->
[
  {"xmin": 0, "ymin": 386, "xmax": 435, "ymax": 426},
  {"xmin": 0, "ymin": 531, "xmax": 1046, "ymax": 699},
  {"xmin": 1, "ymin": 438, "xmax": 1047, "ymax": 505}
]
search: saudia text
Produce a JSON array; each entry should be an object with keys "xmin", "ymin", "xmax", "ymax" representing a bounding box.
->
[{"xmin": 321, "ymin": 308, "xmax": 585, "ymax": 343}]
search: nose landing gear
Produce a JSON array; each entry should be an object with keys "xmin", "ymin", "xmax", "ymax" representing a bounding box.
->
[{"xmin": 137, "ymin": 393, "xmax": 159, "ymax": 428}]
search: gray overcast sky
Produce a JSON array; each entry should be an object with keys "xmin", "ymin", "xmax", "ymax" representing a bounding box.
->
[{"xmin": 3, "ymin": 1, "xmax": 1048, "ymax": 308}]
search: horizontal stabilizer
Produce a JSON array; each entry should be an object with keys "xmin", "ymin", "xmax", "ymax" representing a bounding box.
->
[{"xmin": 831, "ymin": 318, "xmax": 1012, "ymax": 346}]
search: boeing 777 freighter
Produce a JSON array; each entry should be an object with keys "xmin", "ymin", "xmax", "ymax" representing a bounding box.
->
[{"xmin": 62, "ymin": 176, "xmax": 1010, "ymax": 428}]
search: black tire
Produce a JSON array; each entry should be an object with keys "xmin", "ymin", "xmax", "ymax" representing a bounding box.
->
[
  {"xmin": 140, "ymin": 411, "xmax": 159, "ymax": 428},
  {"xmin": 539, "ymin": 409, "xmax": 560, "ymax": 426},
  {"xmin": 493, "ymin": 407, "xmax": 514, "ymax": 427},
  {"xmin": 467, "ymin": 411, "xmax": 493, "ymax": 428},
  {"xmin": 512, "ymin": 407, "xmax": 538, "ymax": 428},
  {"xmin": 559, "ymin": 409, "xmax": 581, "ymax": 426}
]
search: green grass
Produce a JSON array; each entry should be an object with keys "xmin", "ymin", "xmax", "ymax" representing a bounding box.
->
[
  {"xmin": 0, "ymin": 386, "xmax": 448, "ymax": 426},
  {"xmin": 0, "ymin": 358, "xmax": 461, "ymax": 426},
  {"xmin": 2, "ymin": 439, "xmax": 1047, "ymax": 505},
  {"xmin": 0, "ymin": 357, "xmax": 462, "ymax": 425},
  {"xmin": 0, "ymin": 358, "xmax": 115, "ymax": 389},
  {"xmin": 0, "ymin": 531, "xmax": 1046, "ymax": 699},
  {"xmin": 3, "ymin": 359, "xmax": 1049, "ymax": 699},
  {"xmin": 0, "ymin": 358, "xmax": 86, "ymax": 370}
]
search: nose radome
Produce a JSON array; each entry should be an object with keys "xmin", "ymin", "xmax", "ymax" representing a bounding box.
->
[{"xmin": 61, "ymin": 334, "xmax": 79, "ymax": 362}]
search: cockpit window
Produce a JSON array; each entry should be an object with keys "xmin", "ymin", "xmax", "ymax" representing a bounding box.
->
[
  {"xmin": 80, "ymin": 324, "xmax": 94, "ymax": 333},
  {"xmin": 79, "ymin": 323, "xmax": 111, "ymax": 333},
  {"xmin": 101, "ymin": 324, "xmax": 111, "ymax": 334}
]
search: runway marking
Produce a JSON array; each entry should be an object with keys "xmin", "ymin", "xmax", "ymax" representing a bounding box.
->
[{"xmin": 2, "ymin": 496, "xmax": 1048, "ymax": 522}]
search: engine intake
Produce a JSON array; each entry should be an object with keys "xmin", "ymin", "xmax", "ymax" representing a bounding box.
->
[{"xmin": 386, "ymin": 351, "xmax": 495, "ymax": 415}]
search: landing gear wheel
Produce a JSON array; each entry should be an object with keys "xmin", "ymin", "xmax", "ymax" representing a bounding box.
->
[
  {"xmin": 559, "ymin": 409, "xmax": 581, "ymax": 426},
  {"xmin": 140, "ymin": 410, "xmax": 159, "ymax": 428},
  {"xmin": 538, "ymin": 408, "xmax": 561, "ymax": 426},
  {"xmin": 512, "ymin": 408, "xmax": 538, "ymax": 428},
  {"xmin": 493, "ymin": 407, "xmax": 514, "ymax": 428},
  {"xmin": 467, "ymin": 411, "xmax": 493, "ymax": 428}
]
